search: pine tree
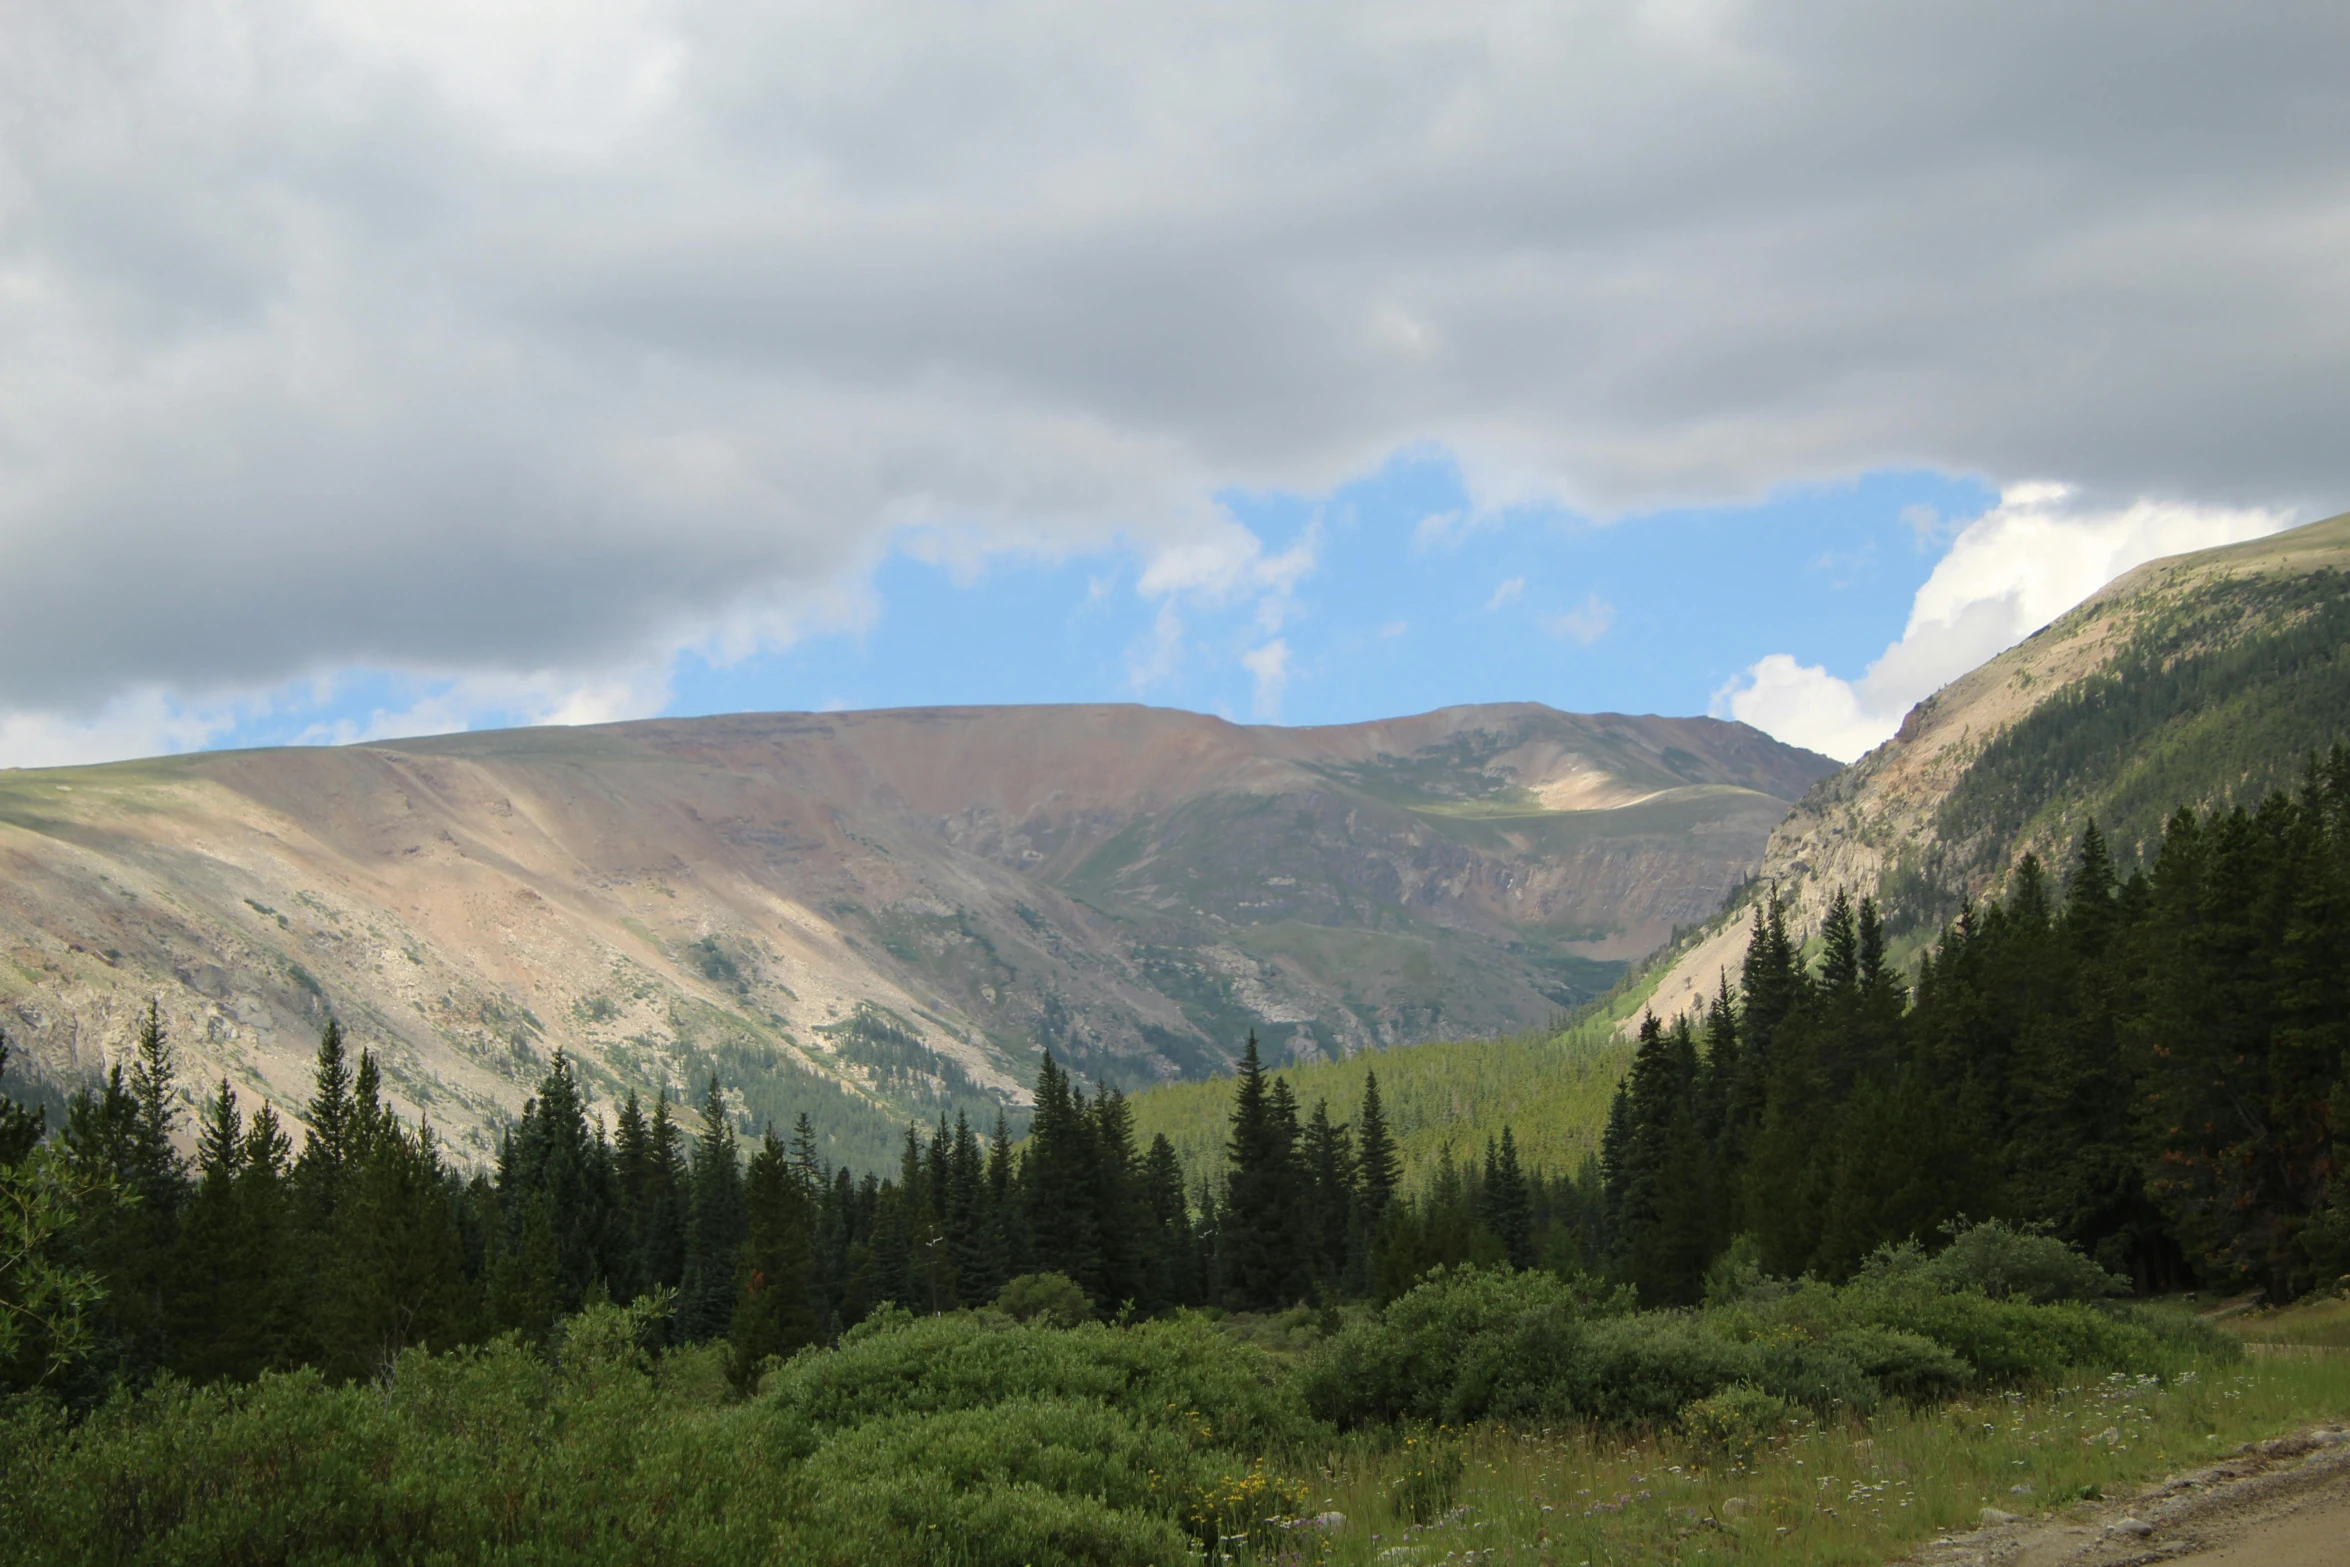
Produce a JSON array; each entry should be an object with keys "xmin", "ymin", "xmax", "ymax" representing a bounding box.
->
[
  {"xmin": 1090, "ymin": 1087, "xmax": 1143, "ymax": 1312},
  {"xmin": 1221, "ymin": 1033, "xmax": 1305, "ymax": 1309},
  {"xmin": 296, "ymin": 1018, "xmax": 355, "ymax": 1217},
  {"xmin": 1138, "ymin": 1133, "xmax": 1198, "ymax": 1310},
  {"xmin": 676, "ymin": 1080, "xmax": 746, "ymax": 1341},
  {"xmin": 943, "ymin": 1112, "xmax": 995, "ymax": 1306},
  {"xmin": 496, "ymin": 1053, "xmax": 616, "ymax": 1317},
  {"xmin": 316, "ymin": 1114, "xmax": 473, "ymax": 1382},
  {"xmin": 730, "ymin": 1126, "xmax": 821, "ymax": 1388},
  {"xmin": 168, "ymin": 1079, "xmax": 246, "ymax": 1382},
  {"xmin": 1021, "ymin": 1052, "xmax": 1100, "ymax": 1303},
  {"xmin": 1355, "ymin": 1069, "xmax": 1400, "ymax": 1228},
  {"xmin": 1300, "ymin": 1098, "xmax": 1355, "ymax": 1290},
  {"xmin": 1483, "ymin": 1126, "xmax": 1533, "ymax": 1269}
]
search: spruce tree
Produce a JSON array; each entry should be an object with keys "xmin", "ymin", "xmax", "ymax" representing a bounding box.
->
[
  {"xmin": 944, "ymin": 1112, "xmax": 995, "ymax": 1306},
  {"xmin": 729, "ymin": 1127, "xmax": 821, "ymax": 1388},
  {"xmin": 1138, "ymin": 1133, "xmax": 1198, "ymax": 1310},
  {"xmin": 677, "ymin": 1080, "xmax": 746, "ymax": 1341},
  {"xmin": 1355, "ymin": 1070, "xmax": 1400, "ymax": 1228},
  {"xmin": 1484, "ymin": 1126, "xmax": 1533, "ymax": 1270},
  {"xmin": 1221, "ymin": 1033, "xmax": 1305, "ymax": 1309},
  {"xmin": 1090, "ymin": 1087, "xmax": 1142, "ymax": 1311},
  {"xmin": 1300, "ymin": 1098, "xmax": 1355, "ymax": 1289},
  {"xmin": 1021, "ymin": 1053, "xmax": 1100, "ymax": 1302}
]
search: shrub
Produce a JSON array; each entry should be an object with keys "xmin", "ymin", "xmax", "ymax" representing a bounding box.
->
[
  {"xmin": 996, "ymin": 1272, "xmax": 1094, "ymax": 1327},
  {"xmin": 1302, "ymin": 1267, "xmax": 1881, "ymax": 1430},
  {"xmin": 762, "ymin": 1308, "xmax": 1320, "ymax": 1454},
  {"xmin": 1918, "ymin": 1221, "xmax": 2131, "ymax": 1305},
  {"xmin": 782, "ymin": 1397, "xmax": 1202, "ymax": 1567},
  {"xmin": 1678, "ymin": 1383, "xmax": 1792, "ymax": 1466}
]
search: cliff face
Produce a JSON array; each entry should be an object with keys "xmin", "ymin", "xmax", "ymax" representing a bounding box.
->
[
  {"xmin": 0, "ymin": 702, "xmax": 1832, "ymax": 1166},
  {"xmin": 1641, "ymin": 510, "xmax": 2350, "ymax": 1028}
]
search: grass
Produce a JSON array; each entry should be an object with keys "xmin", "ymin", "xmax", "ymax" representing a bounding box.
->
[
  {"xmin": 2222, "ymin": 1293, "xmax": 2350, "ymax": 1350},
  {"xmin": 1125, "ymin": 1008, "xmax": 1643, "ymax": 1191},
  {"xmin": 1277, "ymin": 1352, "xmax": 2350, "ymax": 1567}
]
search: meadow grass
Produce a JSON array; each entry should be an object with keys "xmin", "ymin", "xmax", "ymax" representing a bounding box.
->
[
  {"xmin": 1270, "ymin": 1351, "xmax": 2350, "ymax": 1567},
  {"xmin": 2222, "ymin": 1294, "xmax": 2350, "ymax": 1350}
]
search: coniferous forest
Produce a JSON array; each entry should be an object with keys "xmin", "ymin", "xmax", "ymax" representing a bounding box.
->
[
  {"xmin": 0, "ymin": 762, "xmax": 2346, "ymax": 1564},
  {"xmin": 1603, "ymin": 747, "xmax": 2350, "ymax": 1310}
]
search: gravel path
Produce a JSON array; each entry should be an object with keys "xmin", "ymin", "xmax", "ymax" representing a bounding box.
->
[{"xmin": 1892, "ymin": 1425, "xmax": 2350, "ymax": 1567}]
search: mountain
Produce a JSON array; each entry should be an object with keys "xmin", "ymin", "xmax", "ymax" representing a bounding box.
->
[
  {"xmin": 0, "ymin": 702, "xmax": 1833, "ymax": 1167},
  {"xmin": 1643, "ymin": 509, "xmax": 2350, "ymax": 1023}
]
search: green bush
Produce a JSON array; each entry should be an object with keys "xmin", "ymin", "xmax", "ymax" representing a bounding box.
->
[
  {"xmin": 761, "ymin": 1307, "xmax": 1319, "ymax": 1453},
  {"xmin": 1678, "ymin": 1383, "xmax": 1793, "ymax": 1465},
  {"xmin": 995, "ymin": 1271, "xmax": 1094, "ymax": 1327},
  {"xmin": 780, "ymin": 1398, "xmax": 1200, "ymax": 1567},
  {"xmin": 1301, "ymin": 1267, "xmax": 1881, "ymax": 1429},
  {"xmin": 1861, "ymin": 1221, "xmax": 2130, "ymax": 1306}
]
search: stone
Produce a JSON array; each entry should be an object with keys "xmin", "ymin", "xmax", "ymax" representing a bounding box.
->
[
  {"xmin": 1978, "ymin": 1507, "xmax": 2023, "ymax": 1526},
  {"xmin": 2110, "ymin": 1518, "xmax": 2154, "ymax": 1538}
]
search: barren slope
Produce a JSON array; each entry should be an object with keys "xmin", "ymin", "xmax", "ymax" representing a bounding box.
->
[{"xmin": 0, "ymin": 702, "xmax": 1830, "ymax": 1166}]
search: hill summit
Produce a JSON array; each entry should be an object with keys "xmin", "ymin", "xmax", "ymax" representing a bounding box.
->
[{"xmin": 0, "ymin": 702, "xmax": 1831, "ymax": 1167}]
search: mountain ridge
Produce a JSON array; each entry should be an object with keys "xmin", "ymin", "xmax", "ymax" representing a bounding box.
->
[
  {"xmin": 1640, "ymin": 508, "xmax": 2350, "ymax": 1025},
  {"xmin": 0, "ymin": 701, "xmax": 1832, "ymax": 1169}
]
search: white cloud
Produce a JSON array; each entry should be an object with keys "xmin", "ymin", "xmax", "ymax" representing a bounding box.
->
[
  {"xmin": 7, "ymin": 2, "xmax": 2350, "ymax": 756},
  {"xmin": 0, "ymin": 690, "xmax": 244, "ymax": 772},
  {"xmin": 1377, "ymin": 619, "xmax": 1409, "ymax": 639},
  {"xmin": 1713, "ymin": 486, "xmax": 2290, "ymax": 760},
  {"xmin": 1241, "ymin": 638, "xmax": 1291, "ymax": 720},
  {"xmin": 1541, "ymin": 592, "xmax": 1617, "ymax": 646},
  {"xmin": 1485, "ymin": 576, "xmax": 1526, "ymax": 611}
]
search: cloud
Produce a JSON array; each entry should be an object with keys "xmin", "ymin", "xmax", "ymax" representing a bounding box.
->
[
  {"xmin": 7, "ymin": 2, "xmax": 2350, "ymax": 754},
  {"xmin": 1485, "ymin": 577, "xmax": 1526, "ymax": 611},
  {"xmin": 1377, "ymin": 619, "xmax": 1409, "ymax": 639},
  {"xmin": 1541, "ymin": 593, "xmax": 1617, "ymax": 646},
  {"xmin": 1713, "ymin": 486, "xmax": 2289, "ymax": 760},
  {"xmin": 1241, "ymin": 638, "xmax": 1291, "ymax": 720}
]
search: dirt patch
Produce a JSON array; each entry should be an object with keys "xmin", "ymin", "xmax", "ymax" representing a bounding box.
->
[{"xmin": 1894, "ymin": 1424, "xmax": 2350, "ymax": 1566}]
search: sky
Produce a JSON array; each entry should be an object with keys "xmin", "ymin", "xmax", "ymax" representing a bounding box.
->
[{"xmin": 3, "ymin": 2, "xmax": 2345, "ymax": 768}]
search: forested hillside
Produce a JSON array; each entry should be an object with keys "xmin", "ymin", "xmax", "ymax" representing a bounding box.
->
[{"xmin": 1643, "ymin": 511, "xmax": 2350, "ymax": 1025}]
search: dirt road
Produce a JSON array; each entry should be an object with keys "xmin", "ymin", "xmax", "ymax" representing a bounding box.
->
[{"xmin": 1896, "ymin": 1425, "xmax": 2350, "ymax": 1566}]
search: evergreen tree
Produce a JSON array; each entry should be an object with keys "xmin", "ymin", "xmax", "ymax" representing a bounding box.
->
[
  {"xmin": 1221, "ymin": 1034, "xmax": 1305, "ymax": 1309},
  {"xmin": 729, "ymin": 1127, "xmax": 821, "ymax": 1388},
  {"xmin": 1300, "ymin": 1098, "xmax": 1355, "ymax": 1290},
  {"xmin": 315, "ymin": 1115, "xmax": 472, "ymax": 1382},
  {"xmin": 1021, "ymin": 1053, "xmax": 1099, "ymax": 1304},
  {"xmin": 1090, "ymin": 1087, "xmax": 1143, "ymax": 1312},
  {"xmin": 1137, "ymin": 1133, "xmax": 1198, "ymax": 1310},
  {"xmin": 1354, "ymin": 1069, "xmax": 1401, "ymax": 1231},
  {"xmin": 943, "ymin": 1111, "xmax": 995, "ymax": 1306},
  {"xmin": 676, "ymin": 1080, "xmax": 746, "ymax": 1342},
  {"xmin": 295, "ymin": 1019, "xmax": 355, "ymax": 1220},
  {"xmin": 1481, "ymin": 1126, "xmax": 1533, "ymax": 1270},
  {"xmin": 496, "ymin": 1053, "xmax": 615, "ymax": 1319}
]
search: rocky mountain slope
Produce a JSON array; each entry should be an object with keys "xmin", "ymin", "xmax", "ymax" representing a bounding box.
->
[
  {"xmin": 0, "ymin": 703, "xmax": 1831, "ymax": 1167},
  {"xmin": 1644, "ymin": 510, "xmax": 2350, "ymax": 1024}
]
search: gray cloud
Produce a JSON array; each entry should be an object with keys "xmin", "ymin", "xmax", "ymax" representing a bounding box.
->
[{"xmin": 5, "ymin": 0, "xmax": 2349, "ymax": 723}]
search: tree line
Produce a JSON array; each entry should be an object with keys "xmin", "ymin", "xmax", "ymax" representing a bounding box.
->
[
  {"xmin": 1602, "ymin": 747, "xmax": 2350, "ymax": 1306},
  {"xmin": 0, "ymin": 998, "xmax": 1599, "ymax": 1398}
]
